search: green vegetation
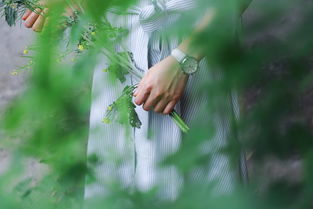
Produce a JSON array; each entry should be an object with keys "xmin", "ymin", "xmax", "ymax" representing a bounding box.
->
[{"xmin": 1, "ymin": 0, "xmax": 313, "ymax": 208}]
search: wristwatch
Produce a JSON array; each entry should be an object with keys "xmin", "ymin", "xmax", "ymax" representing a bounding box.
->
[{"xmin": 171, "ymin": 48, "xmax": 199, "ymax": 75}]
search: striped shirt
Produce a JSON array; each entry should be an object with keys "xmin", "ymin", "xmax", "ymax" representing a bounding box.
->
[{"xmin": 84, "ymin": 0, "xmax": 248, "ymax": 201}]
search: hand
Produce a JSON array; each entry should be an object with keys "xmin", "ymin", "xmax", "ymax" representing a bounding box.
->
[
  {"xmin": 22, "ymin": 8, "xmax": 47, "ymax": 32},
  {"xmin": 22, "ymin": 6, "xmax": 78, "ymax": 32},
  {"xmin": 134, "ymin": 56, "xmax": 188, "ymax": 114}
]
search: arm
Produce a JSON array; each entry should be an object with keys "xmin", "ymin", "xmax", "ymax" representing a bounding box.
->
[
  {"xmin": 133, "ymin": 9, "xmax": 216, "ymax": 115},
  {"xmin": 178, "ymin": 0, "xmax": 252, "ymax": 61},
  {"xmin": 134, "ymin": 4, "xmax": 250, "ymax": 115}
]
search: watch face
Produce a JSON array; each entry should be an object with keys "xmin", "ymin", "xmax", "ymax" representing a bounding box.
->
[{"xmin": 181, "ymin": 56, "xmax": 199, "ymax": 75}]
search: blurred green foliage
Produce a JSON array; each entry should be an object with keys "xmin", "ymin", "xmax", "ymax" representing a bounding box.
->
[{"xmin": 1, "ymin": 0, "xmax": 313, "ymax": 209}]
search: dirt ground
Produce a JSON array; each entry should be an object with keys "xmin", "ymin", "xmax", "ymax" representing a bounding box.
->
[
  {"xmin": 0, "ymin": 19, "xmax": 45, "ymax": 183},
  {"xmin": 0, "ymin": 19, "xmax": 32, "ymax": 108}
]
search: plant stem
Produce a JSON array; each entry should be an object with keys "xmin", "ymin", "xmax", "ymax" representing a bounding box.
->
[{"xmin": 170, "ymin": 110, "xmax": 189, "ymax": 133}]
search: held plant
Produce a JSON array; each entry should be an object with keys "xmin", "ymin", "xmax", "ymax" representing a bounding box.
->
[
  {"xmin": 0, "ymin": 2, "xmax": 190, "ymax": 133},
  {"xmin": 102, "ymin": 51, "xmax": 190, "ymax": 133}
]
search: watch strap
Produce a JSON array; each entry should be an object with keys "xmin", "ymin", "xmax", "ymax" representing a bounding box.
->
[{"xmin": 171, "ymin": 48, "xmax": 186, "ymax": 63}]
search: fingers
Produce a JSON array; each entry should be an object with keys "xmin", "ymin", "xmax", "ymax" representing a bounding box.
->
[
  {"xmin": 22, "ymin": 9, "xmax": 32, "ymax": 20},
  {"xmin": 135, "ymin": 89, "xmax": 150, "ymax": 106},
  {"xmin": 24, "ymin": 9, "xmax": 41, "ymax": 28},
  {"xmin": 23, "ymin": 8, "xmax": 47, "ymax": 32},
  {"xmin": 133, "ymin": 87, "xmax": 139, "ymax": 97},
  {"xmin": 134, "ymin": 76, "xmax": 147, "ymax": 96},
  {"xmin": 153, "ymin": 99, "xmax": 169, "ymax": 113},
  {"xmin": 143, "ymin": 93, "xmax": 161, "ymax": 111},
  {"xmin": 134, "ymin": 86, "xmax": 179, "ymax": 114},
  {"xmin": 163, "ymin": 100, "xmax": 177, "ymax": 115},
  {"xmin": 133, "ymin": 85, "xmax": 140, "ymax": 97},
  {"xmin": 32, "ymin": 14, "xmax": 45, "ymax": 32},
  {"xmin": 134, "ymin": 81, "xmax": 152, "ymax": 105}
]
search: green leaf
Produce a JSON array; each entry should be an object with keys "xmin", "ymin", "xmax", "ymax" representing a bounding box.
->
[
  {"xmin": 104, "ymin": 85, "xmax": 141, "ymax": 128},
  {"xmin": 106, "ymin": 52, "xmax": 130, "ymax": 83},
  {"xmin": 4, "ymin": 5, "xmax": 17, "ymax": 26}
]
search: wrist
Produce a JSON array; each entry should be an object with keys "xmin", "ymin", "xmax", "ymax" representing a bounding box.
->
[
  {"xmin": 171, "ymin": 48, "xmax": 200, "ymax": 75},
  {"xmin": 177, "ymin": 39, "xmax": 203, "ymax": 62},
  {"xmin": 170, "ymin": 56, "xmax": 189, "ymax": 77}
]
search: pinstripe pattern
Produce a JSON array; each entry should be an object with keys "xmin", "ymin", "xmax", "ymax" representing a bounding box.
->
[{"xmin": 84, "ymin": 0, "xmax": 248, "ymax": 200}]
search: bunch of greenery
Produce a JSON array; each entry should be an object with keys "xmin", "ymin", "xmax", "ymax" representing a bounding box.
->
[
  {"xmin": 1, "ymin": 0, "xmax": 313, "ymax": 209},
  {"xmin": 4, "ymin": 2, "xmax": 190, "ymax": 133}
]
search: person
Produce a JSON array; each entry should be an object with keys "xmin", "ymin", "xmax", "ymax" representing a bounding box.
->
[{"xmin": 22, "ymin": 0, "xmax": 249, "ymax": 201}]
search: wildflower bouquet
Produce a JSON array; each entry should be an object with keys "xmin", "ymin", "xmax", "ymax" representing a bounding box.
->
[
  {"xmin": 1, "ymin": 3, "xmax": 190, "ymax": 133},
  {"xmin": 102, "ymin": 51, "xmax": 190, "ymax": 133}
]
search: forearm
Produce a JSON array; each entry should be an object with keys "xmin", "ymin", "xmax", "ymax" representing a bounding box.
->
[
  {"xmin": 178, "ymin": 9, "xmax": 215, "ymax": 61},
  {"xmin": 177, "ymin": 9, "xmax": 216, "ymax": 61},
  {"xmin": 177, "ymin": 1, "xmax": 251, "ymax": 62}
]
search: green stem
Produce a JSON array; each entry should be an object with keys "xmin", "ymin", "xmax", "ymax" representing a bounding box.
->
[{"xmin": 170, "ymin": 110, "xmax": 190, "ymax": 133}]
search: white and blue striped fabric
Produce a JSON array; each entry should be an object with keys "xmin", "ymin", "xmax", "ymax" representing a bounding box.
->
[{"xmin": 84, "ymin": 0, "xmax": 248, "ymax": 201}]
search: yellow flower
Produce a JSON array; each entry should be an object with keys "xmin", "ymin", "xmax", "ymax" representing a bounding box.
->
[
  {"xmin": 23, "ymin": 49, "xmax": 29, "ymax": 55},
  {"xmin": 11, "ymin": 71, "xmax": 18, "ymax": 76},
  {"xmin": 91, "ymin": 32, "xmax": 96, "ymax": 36},
  {"xmin": 102, "ymin": 118, "xmax": 111, "ymax": 124},
  {"xmin": 10, "ymin": 3, "xmax": 18, "ymax": 9},
  {"xmin": 78, "ymin": 45, "xmax": 84, "ymax": 51},
  {"xmin": 107, "ymin": 105, "xmax": 113, "ymax": 111}
]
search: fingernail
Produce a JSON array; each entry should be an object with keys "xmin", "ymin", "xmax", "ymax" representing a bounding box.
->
[{"xmin": 135, "ymin": 100, "xmax": 141, "ymax": 106}]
